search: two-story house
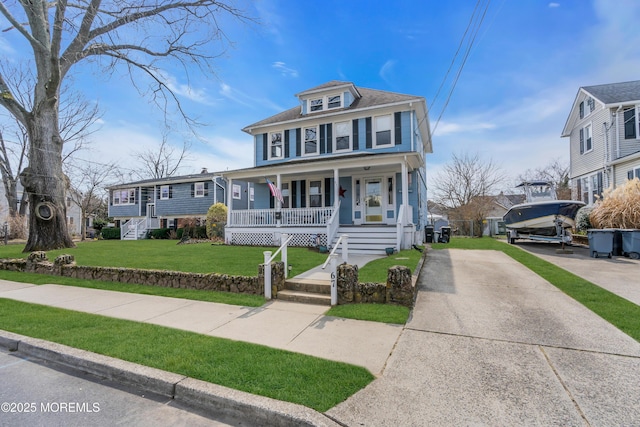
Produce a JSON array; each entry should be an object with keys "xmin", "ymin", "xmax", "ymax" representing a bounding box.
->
[
  {"xmin": 107, "ymin": 170, "xmax": 251, "ymax": 239},
  {"xmin": 562, "ymin": 80, "xmax": 640, "ymax": 205},
  {"xmin": 221, "ymin": 81, "xmax": 432, "ymax": 254}
]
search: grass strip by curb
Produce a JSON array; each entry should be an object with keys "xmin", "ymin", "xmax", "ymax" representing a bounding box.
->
[
  {"xmin": 0, "ymin": 270, "xmax": 265, "ymax": 307},
  {"xmin": 0, "ymin": 298, "xmax": 373, "ymax": 412},
  {"xmin": 432, "ymin": 238, "xmax": 640, "ymax": 342},
  {"xmin": 326, "ymin": 304, "xmax": 410, "ymax": 324}
]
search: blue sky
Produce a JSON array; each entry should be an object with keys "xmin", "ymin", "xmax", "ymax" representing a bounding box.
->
[{"xmin": 2, "ymin": 0, "xmax": 640, "ymax": 191}]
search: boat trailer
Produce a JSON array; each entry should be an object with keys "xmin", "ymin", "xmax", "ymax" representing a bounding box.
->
[{"xmin": 507, "ymin": 216, "xmax": 573, "ymax": 245}]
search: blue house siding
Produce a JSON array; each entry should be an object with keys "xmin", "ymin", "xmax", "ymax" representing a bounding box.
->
[
  {"xmin": 155, "ymin": 182, "xmax": 215, "ymax": 217},
  {"xmin": 254, "ymin": 111, "xmax": 415, "ymax": 168}
]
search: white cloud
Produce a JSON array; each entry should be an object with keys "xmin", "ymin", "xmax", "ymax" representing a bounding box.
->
[
  {"xmin": 548, "ymin": 3, "xmax": 560, "ymax": 8},
  {"xmin": 156, "ymin": 70, "xmax": 214, "ymax": 105},
  {"xmin": 272, "ymin": 61, "xmax": 299, "ymax": 78}
]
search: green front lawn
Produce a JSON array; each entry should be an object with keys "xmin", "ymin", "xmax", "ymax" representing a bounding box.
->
[
  {"xmin": 0, "ymin": 240, "xmax": 327, "ymax": 277},
  {"xmin": 0, "ymin": 299, "xmax": 374, "ymax": 412},
  {"xmin": 432, "ymin": 237, "xmax": 640, "ymax": 342}
]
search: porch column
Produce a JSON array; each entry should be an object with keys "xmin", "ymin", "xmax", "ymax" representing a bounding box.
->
[
  {"xmin": 226, "ymin": 178, "xmax": 233, "ymax": 225},
  {"xmin": 401, "ymin": 161, "xmax": 409, "ymax": 216},
  {"xmin": 334, "ymin": 168, "xmax": 340, "ymax": 207},
  {"xmin": 276, "ymin": 174, "xmax": 282, "ymax": 228}
]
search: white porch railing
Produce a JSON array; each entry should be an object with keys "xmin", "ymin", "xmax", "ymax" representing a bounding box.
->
[
  {"xmin": 121, "ymin": 218, "xmax": 146, "ymax": 240},
  {"xmin": 263, "ymin": 233, "xmax": 293, "ymax": 299},
  {"xmin": 229, "ymin": 207, "xmax": 334, "ymax": 227},
  {"xmin": 146, "ymin": 216, "xmax": 160, "ymax": 230},
  {"xmin": 325, "ymin": 200, "xmax": 341, "ymax": 247}
]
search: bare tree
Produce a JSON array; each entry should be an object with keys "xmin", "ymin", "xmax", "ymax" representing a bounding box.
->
[
  {"xmin": 0, "ymin": 1, "xmax": 251, "ymax": 251},
  {"xmin": 432, "ymin": 152, "xmax": 505, "ymax": 237},
  {"xmin": 65, "ymin": 161, "xmax": 119, "ymax": 241},
  {"xmin": 134, "ymin": 130, "xmax": 191, "ymax": 179},
  {"xmin": 517, "ymin": 159, "xmax": 571, "ymax": 199},
  {"xmin": 0, "ymin": 63, "xmax": 102, "ymax": 219}
]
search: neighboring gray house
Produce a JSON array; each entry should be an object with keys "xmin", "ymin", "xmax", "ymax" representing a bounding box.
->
[
  {"xmin": 220, "ymin": 81, "xmax": 432, "ymax": 254},
  {"xmin": 562, "ymin": 80, "xmax": 640, "ymax": 205},
  {"xmin": 107, "ymin": 171, "xmax": 252, "ymax": 239}
]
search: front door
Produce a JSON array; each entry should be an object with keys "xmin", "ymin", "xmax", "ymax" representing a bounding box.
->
[{"xmin": 364, "ymin": 178, "xmax": 383, "ymax": 223}]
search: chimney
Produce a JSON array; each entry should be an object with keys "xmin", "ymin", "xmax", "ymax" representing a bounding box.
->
[{"xmin": 201, "ymin": 167, "xmax": 208, "ymax": 174}]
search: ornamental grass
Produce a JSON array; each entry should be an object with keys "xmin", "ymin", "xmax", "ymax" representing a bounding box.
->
[{"xmin": 589, "ymin": 178, "xmax": 640, "ymax": 229}]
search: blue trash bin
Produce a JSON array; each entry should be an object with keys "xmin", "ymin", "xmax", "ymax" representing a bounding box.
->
[
  {"xmin": 588, "ymin": 229, "xmax": 616, "ymax": 258},
  {"xmin": 620, "ymin": 229, "xmax": 640, "ymax": 260}
]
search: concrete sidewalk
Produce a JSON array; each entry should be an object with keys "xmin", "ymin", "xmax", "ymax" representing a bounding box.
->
[
  {"xmin": 0, "ymin": 279, "xmax": 401, "ymax": 376},
  {"xmin": 327, "ymin": 248, "xmax": 640, "ymax": 426}
]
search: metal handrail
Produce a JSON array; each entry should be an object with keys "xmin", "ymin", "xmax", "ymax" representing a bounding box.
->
[
  {"xmin": 322, "ymin": 234, "xmax": 345, "ymax": 269},
  {"xmin": 267, "ymin": 234, "xmax": 294, "ymax": 264}
]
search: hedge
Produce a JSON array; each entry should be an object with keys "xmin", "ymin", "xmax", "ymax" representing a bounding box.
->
[{"xmin": 100, "ymin": 228, "xmax": 121, "ymax": 240}]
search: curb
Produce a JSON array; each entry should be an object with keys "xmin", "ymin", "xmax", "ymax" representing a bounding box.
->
[{"xmin": 0, "ymin": 329, "xmax": 340, "ymax": 427}]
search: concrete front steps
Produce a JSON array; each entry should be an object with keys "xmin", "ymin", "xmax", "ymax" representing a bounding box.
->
[
  {"xmin": 278, "ymin": 277, "xmax": 331, "ymax": 306},
  {"xmin": 332, "ymin": 225, "xmax": 397, "ymax": 255}
]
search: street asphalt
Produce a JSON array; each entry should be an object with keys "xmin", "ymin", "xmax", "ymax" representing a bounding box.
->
[{"xmin": 0, "ymin": 242, "xmax": 639, "ymax": 426}]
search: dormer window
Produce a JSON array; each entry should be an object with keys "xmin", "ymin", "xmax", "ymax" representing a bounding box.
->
[
  {"xmin": 579, "ymin": 97, "xmax": 595, "ymax": 119},
  {"xmin": 270, "ymin": 132, "xmax": 283, "ymax": 159},
  {"xmin": 328, "ymin": 95, "xmax": 341, "ymax": 109},
  {"xmin": 310, "ymin": 98, "xmax": 323, "ymax": 112},
  {"xmin": 306, "ymin": 94, "xmax": 342, "ymax": 113}
]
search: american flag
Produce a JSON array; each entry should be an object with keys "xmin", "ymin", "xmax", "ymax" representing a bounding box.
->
[{"xmin": 265, "ymin": 178, "xmax": 284, "ymax": 204}]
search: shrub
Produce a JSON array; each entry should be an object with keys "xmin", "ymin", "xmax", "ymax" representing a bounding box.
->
[
  {"xmin": 589, "ymin": 178, "xmax": 640, "ymax": 229},
  {"xmin": 177, "ymin": 226, "xmax": 207, "ymax": 239},
  {"xmin": 7, "ymin": 214, "xmax": 27, "ymax": 239},
  {"xmin": 575, "ymin": 206, "xmax": 593, "ymax": 231},
  {"xmin": 206, "ymin": 203, "xmax": 228, "ymax": 238},
  {"xmin": 149, "ymin": 228, "xmax": 171, "ymax": 239},
  {"xmin": 100, "ymin": 228, "xmax": 121, "ymax": 239}
]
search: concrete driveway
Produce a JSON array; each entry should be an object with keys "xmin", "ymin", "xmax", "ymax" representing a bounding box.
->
[{"xmin": 327, "ymin": 248, "xmax": 640, "ymax": 426}]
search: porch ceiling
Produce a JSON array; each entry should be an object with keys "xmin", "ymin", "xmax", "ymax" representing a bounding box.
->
[{"xmin": 221, "ymin": 152, "xmax": 423, "ymax": 182}]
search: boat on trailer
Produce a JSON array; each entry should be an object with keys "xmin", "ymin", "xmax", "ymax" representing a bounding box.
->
[{"xmin": 503, "ymin": 181, "xmax": 585, "ymax": 244}]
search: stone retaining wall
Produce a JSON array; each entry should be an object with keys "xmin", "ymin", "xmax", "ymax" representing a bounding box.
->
[{"xmin": 0, "ymin": 252, "xmax": 285, "ymax": 296}]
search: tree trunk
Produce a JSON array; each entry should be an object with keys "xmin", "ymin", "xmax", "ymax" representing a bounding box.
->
[{"xmin": 21, "ymin": 102, "xmax": 74, "ymax": 252}]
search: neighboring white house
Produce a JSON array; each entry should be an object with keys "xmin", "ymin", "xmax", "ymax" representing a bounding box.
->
[
  {"xmin": 221, "ymin": 81, "xmax": 432, "ymax": 254},
  {"xmin": 562, "ymin": 80, "xmax": 640, "ymax": 205},
  {"xmin": 0, "ymin": 180, "xmax": 83, "ymax": 237}
]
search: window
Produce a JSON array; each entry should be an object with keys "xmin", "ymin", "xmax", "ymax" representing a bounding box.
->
[
  {"xmin": 334, "ymin": 121, "xmax": 351, "ymax": 151},
  {"xmin": 628, "ymin": 168, "xmax": 640, "ymax": 180},
  {"xmin": 624, "ymin": 108, "xmax": 638, "ymax": 140},
  {"xmin": 387, "ymin": 177, "xmax": 394, "ymax": 204},
  {"xmin": 374, "ymin": 115, "xmax": 392, "ymax": 147},
  {"xmin": 113, "ymin": 188, "xmax": 135, "ymax": 205},
  {"xmin": 232, "ymin": 184, "xmax": 241, "ymax": 200},
  {"xmin": 309, "ymin": 180, "xmax": 322, "ymax": 207},
  {"xmin": 281, "ymin": 183, "xmax": 289, "ymax": 208},
  {"xmin": 580, "ymin": 172, "xmax": 603, "ymax": 205},
  {"xmin": 310, "ymin": 98, "xmax": 323, "ymax": 112},
  {"xmin": 579, "ymin": 124, "xmax": 592, "ymax": 154},
  {"xmin": 194, "ymin": 182, "xmax": 205, "ymax": 197},
  {"xmin": 270, "ymin": 132, "xmax": 283, "ymax": 159},
  {"xmin": 160, "ymin": 185, "xmax": 170, "ymax": 200},
  {"xmin": 328, "ymin": 95, "xmax": 341, "ymax": 109},
  {"xmin": 304, "ymin": 126, "xmax": 318, "ymax": 155},
  {"xmin": 249, "ymin": 186, "xmax": 255, "ymax": 202},
  {"xmin": 579, "ymin": 97, "xmax": 595, "ymax": 119}
]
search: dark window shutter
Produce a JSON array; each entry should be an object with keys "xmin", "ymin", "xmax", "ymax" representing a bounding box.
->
[
  {"xmin": 624, "ymin": 108, "xmax": 636, "ymax": 139},
  {"xmin": 320, "ymin": 125, "xmax": 326, "ymax": 154},
  {"xmin": 365, "ymin": 117, "xmax": 372, "ymax": 149},
  {"xmin": 296, "ymin": 128, "xmax": 301, "ymax": 157},
  {"xmin": 326, "ymin": 123, "xmax": 333, "ymax": 153},
  {"xmin": 300, "ymin": 180, "xmax": 306, "ymax": 208},
  {"xmin": 579, "ymin": 102, "xmax": 584, "ymax": 119},
  {"xmin": 269, "ymin": 192, "xmax": 274, "ymax": 209},
  {"xmin": 204, "ymin": 182, "xmax": 209, "ymax": 196},
  {"xmin": 353, "ymin": 119, "xmax": 359, "ymax": 150},
  {"xmin": 262, "ymin": 133, "xmax": 268, "ymax": 161},
  {"xmin": 597, "ymin": 172, "xmax": 603, "ymax": 196},
  {"xmin": 394, "ymin": 112, "xmax": 402, "ymax": 145},
  {"xmin": 629, "ymin": 170, "xmax": 635, "ymax": 180},
  {"xmin": 191, "ymin": 183, "xmax": 195, "ymax": 197},
  {"xmin": 169, "ymin": 186, "xmax": 173, "ymax": 199},
  {"xmin": 284, "ymin": 130, "xmax": 290, "ymax": 158},
  {"xmin": 324, "ymin": 178, "xmax": 331, "ymax": 207},
  {"xmin": 109, "ymin": 191, "xmax": 113, "ymax": 206},
  {"xmin": 291, "ymin": 181, "xmax": 298, "ymax": 208},
  {"xmin": 579, "ymin": 129, "xmax": 584, "ymax": 154},
  {"xmin": 157, "ymin": 187, "xmax": 161, "ymax": 199}
]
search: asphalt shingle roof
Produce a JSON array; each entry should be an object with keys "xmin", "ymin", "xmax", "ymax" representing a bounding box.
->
[
  {"xmin": 583, "ymin": 80, "xmax": 640, "ymax": 105},
  {"xmin": 242, "ymin": 82, "xmax": 424, "ymax": 132}
]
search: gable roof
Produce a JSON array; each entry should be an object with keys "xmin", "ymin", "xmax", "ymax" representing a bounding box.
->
[
  {"xmin": 562, "ymin": 80, "xmax": 640, "ymax": 137},
  {"xmin": 582, "ymin": 80, "xmax": 640, "ymax": 105},
  {"xmin": 242, "ymin": 82, "xmax": 426, "ymax": 132}
]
